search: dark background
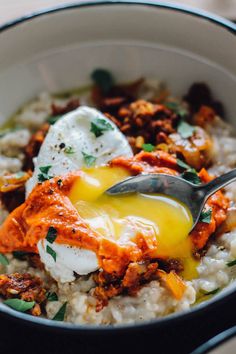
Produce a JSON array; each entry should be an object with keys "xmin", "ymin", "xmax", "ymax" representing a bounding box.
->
[{"xmin": 1, "ymin": 293, "xmax": 236, "ymax": 354}]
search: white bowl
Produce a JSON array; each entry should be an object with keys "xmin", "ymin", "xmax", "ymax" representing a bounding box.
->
[
  {"xmin": 0, "ymin": 0, "xmax": 235, "ymax": 334},
  {"xmin": 0, "ymin": 1, "xmax": 235, "ymax": 125}
]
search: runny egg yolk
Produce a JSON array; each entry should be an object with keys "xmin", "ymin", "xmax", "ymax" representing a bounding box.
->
[{"xmin": 69, "ymin": 166, "xmax": 198, "ymax": 280}]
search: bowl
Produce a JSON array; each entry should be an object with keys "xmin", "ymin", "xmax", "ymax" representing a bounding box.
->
[
  {"xmin": 0, "ymin": 1, "xmax": 235, "ymax": 352},
  {"xmin": 192, "ymin": 326, "xmax": 236, "ymax": 354}
]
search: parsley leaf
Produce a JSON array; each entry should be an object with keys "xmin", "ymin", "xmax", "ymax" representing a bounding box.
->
[
  {"xmin": 38, "ymin": 165, "xmax": 53, "ymax": 182},
  {"xmin": 0, "ymin": 254, "xmax": 9, "ymax": 266},
  {"xmin": 165, "ymin": 102, "xmax": 187, "ymax": 118},
  {"xmin": 46, "ymin": 292, "xmax": 58, "ymax": 302},
  {"xmin": 176, "ymin": 158, "xmax": 191, "ymax": 170},
  {"xmin": 91, "ymin": 69, "xmax": 114, "ymax": 94},
  {"xmin": 64, "ymin": 146, "xmax": 75, "ymax": 154},
  {"xmin": 227, "ymin": 259, "xmax": 236, "ymax": 267},
  {"xmin": 181, "ymin": 170, "xmax": 201, "ymax": 185},
  {"xmin": 199, "ymin": 209, "xmax": 212, "ymax": 224},
  {"xmin": 12, "ymin": 251, "xmax": 28, "ymax": 260},
  {"xmin": 46, "ymin": 227, "xmax": 57, "ymax": 244},
  {"xmin": 177, "ymin": 120, "xmax": 195, "ymax": 139},
  {"xmin": 4, "ymin": 299, "xmax": 35, "ymax": 312},
  {"xmin": 82, "ymin": 151, "xmax": 96, "ymax": 167},
  {"xmin": 47, "ymin": 115, "xmax": 62, "ymax": 125},
  {"xmin": 142, "ymin": 143, "xmax": 155, "ymax": 152},
  {"xmin": 90, "ymin": 118, "xmax": 114, "ymax": 138},
  {"xmin": 46, "ymin": 245, "xmax": 57, "ymax": 262},
  {"xmin": 202, "ymin": 288, "xmax": 220, "ymax": 296},
  {"xmin": 177, "ymin": 158, "xmax": 201, "ymax": 185},
  {"xmin": 52, "ymin": 302, "xmax": 67, "ymax": 321}
]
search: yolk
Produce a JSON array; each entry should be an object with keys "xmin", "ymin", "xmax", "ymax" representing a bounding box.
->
[{"xmin": 69, "ymin": 166, "xmax": 198, "ymax": 280}]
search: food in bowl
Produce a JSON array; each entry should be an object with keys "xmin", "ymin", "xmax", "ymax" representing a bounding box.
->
[{"xmin": 0, "ymin": 70, "xmax": 235, "ymax": 325}]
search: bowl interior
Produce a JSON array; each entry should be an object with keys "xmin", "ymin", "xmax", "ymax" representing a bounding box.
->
[
  {"xmin": 0, "ymin": 1, "xmax": 235, "ymax": 330},
  {"xmin": 0, "ymin": 2, "xmax": 235, "ymax": 123}
]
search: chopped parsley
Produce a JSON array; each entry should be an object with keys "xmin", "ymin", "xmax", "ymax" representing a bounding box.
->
[
  {"xmin": 46, "ymin": 245, "xmax": 57, "ymax": 262},
  {"xmin": 82, "ymin": 151, "xmax": 96, "ymax": 167},
  {"xmin": 47, "ymin": 115, "xmax": 62, "ymax": 125},
  {"xmin": 90, "ymin": 118, "xmax": 114, "ymax": 138},
  {"xmin": 142, "ymin": 143, "xmax": 155, "ymax": 152},
  {"xmin": 0, "ymin": 254, "xmax": 9, "ymax": 266},
  {"xmin": 12, "ymin": 251, "xmax": 28, "ymax": 260},
  {"xmin": 202, "ymin": 288, "xmax": 220, "ymax": 296},
  {"xmin": 177, "ymin": 158, "xmax": 201, "ymax": 185},
  {"xmin": 91, "ymin": 69, "xmax": 114, "ymax": 94},
  {"xmin": 176, "ymin": 158, "xmax": 191, "ymax": 170},
  {"xmin": 165, "ymin": 101, "xmax": 187, "ymax": 118},
  {"xmin": 64, "ymin": 146, "xmax": 75, "ymax": 154},
  {"xmin": 46, "ymin": 227, "xmax": 57, "ymax": 244},
  {"xmin": 199, "ymin": 209, "xmax": 212, "ymax": 224},
  {"xmin": 52, "ymin": 302, "xmax": 67, "ymax": 321},
  {"xmin": 181, "ymin": 170, "xmax": 201, "ymax": 185},
  {"xmin": 38, "ymin": 165, "xmax": 53, "ymax": 182},
  {"xmin": 227, "ymin": 259, "xmax": 236, "ymax": 267},
  {"xmin": 4, "ymin": 299, "xmax": 35, "ymax": 312},
  {"xmin": 177, "ymin": 119, "xmax": 195, "ymax": 139},
  {"xmin": 46, "ymin": 292, "xmax": 58, "ymax": 302}
]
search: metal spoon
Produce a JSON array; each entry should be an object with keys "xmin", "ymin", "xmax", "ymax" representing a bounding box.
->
[{"xmin": 106, "ymin": 169, "xmax": 236, "ymax": 230}]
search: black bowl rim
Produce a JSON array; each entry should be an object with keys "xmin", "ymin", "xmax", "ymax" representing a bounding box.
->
[
  {"xmin": 0, "ymin": 0, "xmax": 235, "ymax": 333},
  {"xmin": 191, "ymin": 325, "xmax": 236, "ymax": 354}
]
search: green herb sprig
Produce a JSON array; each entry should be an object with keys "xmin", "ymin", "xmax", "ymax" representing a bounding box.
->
[
  {"xmin": 82, "ymin": 151, "xmax": 96, "ymax": 167},
  {"xmin": 4, "ymin": 299, "xmax": 35, "ymax": 312},
  {"xmin": 90, "ymin": 118, "xmax": 114, "ymax": 138},
  {"xmin": 91, "ymin": 69, "xmax": 114, "ymax": 94},
  {"xmin": 46, "ymin": 227, "xmax": 57, "ymax": 244},
  {"xmin": 38, "ymin": 165, "xmax": 53, "ymax": 182},
  {"xmin": 0, "ymin": 254, "xmax": 9, "ymax": 266},
  {"xmin": 52, "ymin": 302, "xmax": 67, "ymax": 321},
  {"xmin": 142, "ymin": 143, "xmax": 155, "ymax": 152},
  {"xmin": 46, "ymin": 245, "xmax": 57, "ymax": 262}
]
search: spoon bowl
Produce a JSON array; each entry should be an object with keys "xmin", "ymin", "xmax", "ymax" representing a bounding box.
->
[{"xmin": 106, "ymin": 169, "xmax": 236, "ymax": 230}]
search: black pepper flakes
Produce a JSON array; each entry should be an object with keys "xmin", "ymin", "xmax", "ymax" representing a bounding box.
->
[
  {"xmin": 59, "ymin": 143, "xmax": 66, "ymax": 149},
  {"xmin": 57, "ymin": 179, "xmax": 63, "ymax": 187}
]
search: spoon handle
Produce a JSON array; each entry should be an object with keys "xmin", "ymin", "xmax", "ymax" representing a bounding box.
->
[{"xmin": 202, "ymin": 168, "xmax": 236, "ymax": 200}]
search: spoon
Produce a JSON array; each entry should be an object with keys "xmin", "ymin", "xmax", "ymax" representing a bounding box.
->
[{"xmin": 106, "ymin": 169, "xmax": 236, "ymax": 231}]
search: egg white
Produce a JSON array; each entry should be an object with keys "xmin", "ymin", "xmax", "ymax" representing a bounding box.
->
[
  {"xmin": 27, "ymin": 106, "xmax": 133, "ymax": 283},
  {"xmin": 26, "ymin": 106, "xmax": 133, "ymax": 195}
]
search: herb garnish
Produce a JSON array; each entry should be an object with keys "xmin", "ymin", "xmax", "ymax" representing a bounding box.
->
[
  {"xmin": 12, "ymin": 251, "xmax": 28, "ymax": 260},
  {"xmin": 165, "ymin": 102, "xmax": 187, "ymax": 118},
  {"xmin": 46, "ymin": 245, "xmax": 57, "ymax": 262},
  {"xmin": 47, "ymin": 115, "xmax": 62, "ymax": 125},
  {"xmin": 227, "ymin": 259, "xmax": 236, "ymax": 267},
  {"xmin": 90, "ymin": 118, "xmax": 114, "ymax": 138},
  {"xmin": 0, "ymin": 254, "xmax": 9, "ymax": 266},
  {"xmin": 142, "ymin": 143, "xmax": 155, "ymax": 152},
  {"xmin": 46, "ymin": 292, "xmax": 58, "ymax": 302},
  {"xmin": 52, "ymin": 302, "xmax": 67, "ymax": 321},
  {"xmin": 38, "ymin": 165, "xmax": 53, "ymax": 182},
  {"xmin": 64, "ymin": 146, "xmax": 75, "ymax": 154},
  {"xmin": 177, "ymin": 119, "xmax": 195, "ymax": 139},
  {"xmin": 177, "ymin": 158, "xmax": 201, "ymax": 185},
  {"xmin": 82, "ymin": 151, "xmax": 96, "ymax": 167},
  {"xmin": 181, "ymin": 170, "xmax": 201, "ymax": 185},
  {"xmin": 46, "ymin": 227, "xmax": 57, "ymax": 244},
  {"xmin": 4, "ymin": 299, "xmax": 35, "ymax": 312},
  {"xmin": 199, "ymin": 209, "xmax": 212, "ymax": 224},
  {"xmin": 91, "ymin": 69, "xmax": 114, "ymax": 94},
  {"xmin": 202, "ymin": 288, "xmax": 220, "ymax": 296}
]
